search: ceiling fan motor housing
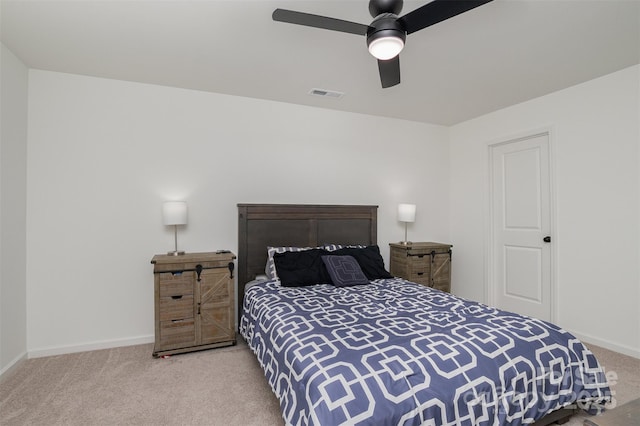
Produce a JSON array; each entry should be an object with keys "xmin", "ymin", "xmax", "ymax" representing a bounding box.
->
[
  {"xmin": 366, "ymin": 13, "xmax": 407, "ymax": 49},
  {"xmin": 369, "ymin": 0, "xmax": 404, "ymax": 17}
]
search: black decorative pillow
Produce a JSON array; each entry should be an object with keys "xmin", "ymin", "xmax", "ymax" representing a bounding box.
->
[
  {"xmin": 332, "ymin": 245, "xmax": 393, "ymax": 280},
  {"xmin": 265, "ymin": 246, "xmax": 313, "ymax": 279},
  {"xmin": 273, "ymin": 248, "xmax": 332, "ymax": 287},
  {"xmin": 322, "ymin": 255, "xmax": 370, "ymax": 287}
]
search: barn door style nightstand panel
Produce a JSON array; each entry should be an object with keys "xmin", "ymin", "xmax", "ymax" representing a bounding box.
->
[
  {"xmin": 151, "ymin": 252, "xmax": 236, "ymax": 357},
  {"xmin": 389, "ymin": 242, "xmax": 453, "ymax": 293}
]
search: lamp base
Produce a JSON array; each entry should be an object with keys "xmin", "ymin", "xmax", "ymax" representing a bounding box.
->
[
  {"xmin": 399, "ymin": 241, "xmax": 412, "ymax": 245},
  {"xmin": 167, "ymin": 250, "xmax": 186, "ymax": 256}
]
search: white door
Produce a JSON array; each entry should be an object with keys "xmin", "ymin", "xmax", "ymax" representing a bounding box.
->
[{"xmin": 490, "ymin": 133, "xmax": 552, "ymax": 321}]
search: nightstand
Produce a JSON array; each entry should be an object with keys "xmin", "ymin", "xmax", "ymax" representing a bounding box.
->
[
  {"xmin": 151, "ymin": 251, "xmax": 236, "ymax": 357},
  {"xmin": 389, "ymin": 242, "xmax": 453, "ymax": 293}
]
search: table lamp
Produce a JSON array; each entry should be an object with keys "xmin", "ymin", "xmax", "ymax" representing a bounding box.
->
[
  {"xmin": 163, "ymin": 201, "xmax": 187, "ymax": 255},
  {"xmin": 398, "ymin": 203, "xmax": 416, "ymax": 245}
]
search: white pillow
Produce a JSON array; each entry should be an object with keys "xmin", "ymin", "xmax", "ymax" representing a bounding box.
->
[{"xmin": 323, "ymin": 244, "xmax": 366, "ymax": 251}]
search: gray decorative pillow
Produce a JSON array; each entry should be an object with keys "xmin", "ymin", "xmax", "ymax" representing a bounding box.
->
[
  {"xmin": 321, "ymin": 255, "xmax": 370, "ymax": 287},
  {"xmin": 331, "ymin": 245, "xmax": 393, "ymax": 280}
]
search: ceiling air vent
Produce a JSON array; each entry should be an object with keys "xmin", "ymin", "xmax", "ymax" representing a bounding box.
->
[{"xmin": 308, "ymin": 88, "xmax": 344, "ymax": 99}]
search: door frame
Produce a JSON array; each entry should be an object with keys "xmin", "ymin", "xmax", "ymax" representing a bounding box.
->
[{"xmin": 484, "ymin": 127, "xmax": 558, "ymax": 323}]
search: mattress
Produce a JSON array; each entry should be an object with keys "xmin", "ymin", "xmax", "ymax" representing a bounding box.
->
[{"xmin": 240, "ymin": 278, "xmax": 611, "ymax": 425}]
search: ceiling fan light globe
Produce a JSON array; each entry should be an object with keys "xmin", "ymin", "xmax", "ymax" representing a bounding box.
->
[{"xmin": 368, "ymin": 36, "xmax": 404, "ymax": 60}]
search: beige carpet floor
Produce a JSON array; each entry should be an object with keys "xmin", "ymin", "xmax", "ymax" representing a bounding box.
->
[{"xmin": 1, "ymin": 340, "xmax": 638, "ymax": 425}]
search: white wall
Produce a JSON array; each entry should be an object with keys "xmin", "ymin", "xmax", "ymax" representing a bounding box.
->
[
  {"xmin": 26, "ymin": 70, "xmax": 450, "ymax": 356},
  {"xmin": 0, "ymin": 43, "xmax": 29, "ymax": 373},
  {"xmin": 21, "ymin": 65, "xmax": 640, "ymax": 359},
  {"xmin": 450, "ymin": 65, "xmax": 640, "ymax": 358}
]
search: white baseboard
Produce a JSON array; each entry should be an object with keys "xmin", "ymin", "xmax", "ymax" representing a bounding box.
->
[
  {"xmin": 28, "ymin": 334, "xmax": 154, "ymax": 359},
  {"xmin": 0, "ymin": 351, "xmax": 28, "ymax": 381},
  {"xmin": 569, "ymin": 329, "xmax": 640, "ymax": 359}
]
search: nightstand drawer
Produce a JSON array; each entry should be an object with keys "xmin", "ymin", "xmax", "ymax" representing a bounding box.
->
[
  {"xmin": 407, "ymin": 252, "xmax": 431, "ymax": 260},
  {"xmin": 159, "ymin": 272, "xmax": 194, "ymax": 297},
  {"xmin": 409, "ymin": 271, "xmax": 429, "ymax": 282},
  {"xmin": 408, "ymin": 261, "xmax": 428, "ymax": 273},
  {"xmin": 159, "ymin": 319, "xmax": 196, "ymax": 349},
  {"xmin": 159, "ymin": 295, "xmax": 194, "ymax": 321},
  {"xmin": 411, "ymin": 276, "xmax": 431, "ymax": 286}
]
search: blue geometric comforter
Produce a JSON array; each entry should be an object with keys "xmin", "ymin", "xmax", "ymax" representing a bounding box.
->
[{"xmin": 240, "ymin": 278, "xmax": 610, "ymax": 426}]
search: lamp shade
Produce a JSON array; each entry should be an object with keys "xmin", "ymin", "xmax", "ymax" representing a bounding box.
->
[
  {"xmin": 398, "ymin": 203, "xmax": 416, "ymax": 223},
  {"xmin": 162, "ymin": 201, "xmax": 187, "ymax": 225}
]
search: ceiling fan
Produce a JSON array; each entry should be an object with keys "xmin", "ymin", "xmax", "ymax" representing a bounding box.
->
[{"xmin": 273, "ymin": 0, "xmax": 493, "ymax": 88}]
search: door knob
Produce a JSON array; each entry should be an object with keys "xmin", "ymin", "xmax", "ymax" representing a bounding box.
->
[{"xmin": 543, "ymin": 236, "xmax": 551, "ymax": 243}]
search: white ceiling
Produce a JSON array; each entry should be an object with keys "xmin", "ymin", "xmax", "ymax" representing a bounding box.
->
[{"xmin": 1, "ymin": 0, "xmax": 639, "ymax": 125}]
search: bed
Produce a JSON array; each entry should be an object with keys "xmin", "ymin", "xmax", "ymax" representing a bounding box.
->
[{"xmin": 237, "ymin": 204, "xmax": 611, "ymax": 425}]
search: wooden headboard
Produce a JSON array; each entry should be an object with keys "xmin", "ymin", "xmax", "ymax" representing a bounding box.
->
[{"xmin": 237, "ymin": 204, "xmax": 378, "ymax": 324}]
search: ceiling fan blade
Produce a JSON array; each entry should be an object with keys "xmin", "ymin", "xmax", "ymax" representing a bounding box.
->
[
  {"xmin": 378, "ymin": 56, "xmax": 401, "ymax": 88},
  {"xmin": 272, "ymin": 9, "xmax": 369, "ymax": 36},
  {"xmin": 398, "ymin": 0, "xmax": 493, "ymax": 35}
]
